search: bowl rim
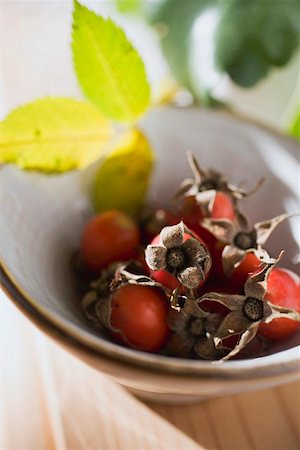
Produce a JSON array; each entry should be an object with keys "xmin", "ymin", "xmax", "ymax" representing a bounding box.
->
[{"xmin": 1, "ymin": 106, "xmax": 300, "ymax": 379}]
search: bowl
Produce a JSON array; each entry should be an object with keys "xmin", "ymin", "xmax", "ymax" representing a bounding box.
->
[{"xmin": 1, "ymin": 105, "xmax": 299, "ymax": 404}]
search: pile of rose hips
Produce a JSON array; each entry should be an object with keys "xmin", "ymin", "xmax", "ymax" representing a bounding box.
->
[{"xmin": 76, "ymin": 152, "xmax": 300, "ymax": 361}]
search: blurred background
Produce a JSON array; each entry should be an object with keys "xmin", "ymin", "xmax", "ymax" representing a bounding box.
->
[
  {"xmin": 0, "ymin": 0, "xmax": 299, "ymax": 130},
  {"xmin": 0, "ymin": 1, "xmax": 299, "ymax": 449}
]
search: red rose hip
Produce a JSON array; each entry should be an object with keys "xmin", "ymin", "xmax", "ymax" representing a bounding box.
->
[
  {"xmin": 81, "ymin": 210, "xmax": 140, "ymax": 273},
  {"xmin": 110, "ymin": 284, "xmax": 171, "ymax": 352},
  {"xmin": 259, "ymin": 268, "xmax": 300, "ymax": 340}
]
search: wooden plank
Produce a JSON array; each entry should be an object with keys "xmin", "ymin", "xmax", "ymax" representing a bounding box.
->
[
  {"xmin": 0, "ymin": 297, "xmax": 56, "ymax": 450},
  {"xmin": 204, "ymin": 396, "xmax": 252, "ymax": 450},
  {"xmin": 233, "ymin": 387, "xmax": 299, "ymax": 450},
  {"xmin": 275, "ymin": 381, "xmax": 300, "ymax": 445}
]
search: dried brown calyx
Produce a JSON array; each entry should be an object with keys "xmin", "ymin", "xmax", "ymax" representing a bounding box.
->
[
  {"xmin": 166, "ymin": 299, "xmax": 225, "ymax": 359},
  {"xmin": 202, "ymin": 213, "xmax": 291, "ymax": 276},
  {"xmin": 112, "ymin": 261, "xmax": 168, "ymax": 291},
  {"xmin": 198, "ymin": 253, "xmax": 300, "ymax": 361},
  {"xmin": 145, "ymin": 221, "xmax": 211, "ymax": 289},
  {"xmin": 176, "ymin": 151, "xmax": 264, "ymax": 218},
  {"xmin": 81, "ymin": 262, "xmax": 121, "ymax": 329},
  {"xmin": 82, "ymin": 261, "xmax": 170, "ymax": 331}
]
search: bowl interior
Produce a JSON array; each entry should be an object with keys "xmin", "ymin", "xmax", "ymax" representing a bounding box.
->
[{"xmin": 1, "ymin": 106, "xmax": 299, "ymax": 375}]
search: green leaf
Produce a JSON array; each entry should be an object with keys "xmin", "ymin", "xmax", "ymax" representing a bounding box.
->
[
  {"xmin": 115, "ymin": 0, "xmax": 140, "ymax": 13},
  {"xmin": 72, "ymin": 1, "xmax": 150, "ymax": 123},
  {"xmin": 215, "ymin": 0, "xmax": 300, "ymax": 87},
  {"xmin": 201, "ymin": 91, "xmax": 229, "ymax": 109},
  {"xmin": 143, "ymin": 0, "xmax": 214, "ymax": 93},
  {"xmin": 92, "ymin": 129, "xmax": 154, "ymax": 216},
  {"xmin": 289, "ymin": 109, "xmax": 300, "ymax": 140},
  {"xmin": 143, "ymin": 0, "xmax": 300, "ymax": 94},
  {"xmin": 0, "ymin": 98, "xmax": 112, "ymax": 172}
]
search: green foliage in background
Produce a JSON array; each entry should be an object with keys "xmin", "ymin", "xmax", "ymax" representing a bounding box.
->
[
  {"xmin": 130, "ymin": 0, "xmax": 300, "ymax": 96},
  {"xmin": 144, "ymin": 0, "xmax": 214, "ymax": 94},
  {"xmin": 289, "ymin": 110, "xmax": 300, "ymax": 140},
  {"xmin": 115, "ymin": 0, "xmax": 141, "ymax": 13},
  {"xmin": 215, "ymin": 0, "xmax": 300, "ymax": 87}
]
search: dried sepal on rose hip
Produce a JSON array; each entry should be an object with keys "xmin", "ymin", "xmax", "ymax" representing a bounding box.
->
[
  {"xmin": 166, "ymin": 298, "xmax": 225, "ymax": 360},
  {"xmin": 176, "ymin": 151, "xmax": 263, "ymax": 221},
  {"xmin": 110, "ymin": 261, "xmax": 174, "ymax": 293},
  {"xmin": 83, "ymin": 262, "xmax": 171, "ymax": 353},
  {"xmin": 202, "ymin": 213, "xmax": 291, "ymax": 277},
  {"xmin": 145, "ymin": 221, "xmax": 211, "ymax": 290},
  {"xmin": 198, "ymin": 253, "xmax": 300, "ymax": 361},
  {"xmin": 82, "ymin": 262, "xmax": 121, "ymax": 329},
  {"xmin": 82, "ymin": 261, "xmax": 168, "ymax": 326}
]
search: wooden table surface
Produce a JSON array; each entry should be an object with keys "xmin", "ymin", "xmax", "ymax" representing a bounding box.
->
[{"xmin": 1, "ymin": 289, "xmax": 299, "ymax": 450}]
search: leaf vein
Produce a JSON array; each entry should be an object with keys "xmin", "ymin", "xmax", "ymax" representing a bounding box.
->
[
  {"xmin": 81, "ymin": 8, "xmax": 134, "ymax": 119},
  {"xmin": 0, "ymin": 132, "xmax": 109, "ymax": 149}
]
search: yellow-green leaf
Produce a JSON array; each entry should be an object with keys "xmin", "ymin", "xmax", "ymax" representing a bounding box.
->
[
  {"xmin": 0, "ymin": 98, "xmax": 112, "ymax": 172},
  {"xmin": 92, "ymin": 129, "xmax": 154, "ymax": 216},
  {"xmin": 115, "ymin": 0, "xmax": 140, "ymax": 13},
  {"xmin": 289, "ymin": 109, "xmax": 300, "ymax": 140},
  {"xmin": 72, "ymin": 1, "xmax": 151, "ymax": 123}
]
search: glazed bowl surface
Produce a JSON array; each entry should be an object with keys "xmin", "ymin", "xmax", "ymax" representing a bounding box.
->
[{"xmin": 1, "ymin": 106, "xmax": 299, "ymax": 402}]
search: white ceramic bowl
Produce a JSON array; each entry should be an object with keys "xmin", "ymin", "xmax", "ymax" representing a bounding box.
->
[{"xmin": 1, "ymin": 106, "xmax": 299, "ymax": 403}]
